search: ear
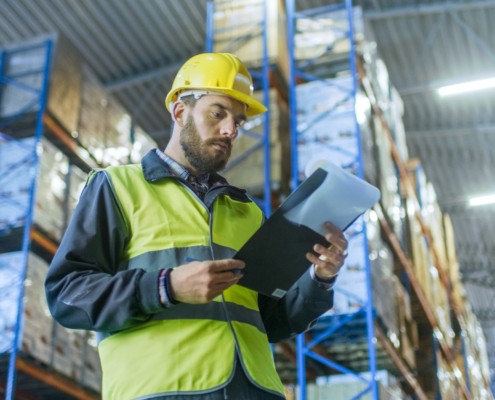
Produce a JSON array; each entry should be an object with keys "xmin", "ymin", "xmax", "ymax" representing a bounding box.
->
[{"xmin": 172, "ymin": 101, "xmax": 187, "ymax": 128}]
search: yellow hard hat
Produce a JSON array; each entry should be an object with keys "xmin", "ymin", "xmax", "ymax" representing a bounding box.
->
[{"xmin": 165, "ymin": 53, "xmax": 267, "ymax": 117}]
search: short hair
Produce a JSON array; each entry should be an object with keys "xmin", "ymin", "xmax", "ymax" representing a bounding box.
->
[{"xmin": 170, "ymin": 95, "xmax": 198, "ymax": 132}]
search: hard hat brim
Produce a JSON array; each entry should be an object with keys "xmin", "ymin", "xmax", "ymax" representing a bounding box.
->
[{"xmin": 166, "ymin": 86, "xmax": 267, "ymax": 117}]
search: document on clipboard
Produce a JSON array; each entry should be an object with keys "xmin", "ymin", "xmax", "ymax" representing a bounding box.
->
[{"xmin": 234, "ymin": 162, "xmax": 381, "ymax": 299}]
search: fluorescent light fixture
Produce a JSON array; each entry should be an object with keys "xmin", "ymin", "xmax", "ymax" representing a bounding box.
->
[
  {"xmin": 469, "ymin": 194, "xmax": 495, "ymax": 207},
  {"xmin": 438, "ymin": 77, "xmax": 495, "ymax": 96}
]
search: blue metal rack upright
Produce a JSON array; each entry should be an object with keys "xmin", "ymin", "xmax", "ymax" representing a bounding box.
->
[
  {"xmin": 206, "ymin": 0, "xmax": 272, "ymax": 217},
  {"xmin": 286, "ymin": 1, "xmax": 379, "ymax": 399},
  {"xmin": 0, "ymin": 39, "xmax": 52, "ymax": 400}
]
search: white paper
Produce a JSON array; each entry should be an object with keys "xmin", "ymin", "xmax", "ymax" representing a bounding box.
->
[{"xmin": 284, "ymin": 161, "xmax": 381, "ymax": 237}]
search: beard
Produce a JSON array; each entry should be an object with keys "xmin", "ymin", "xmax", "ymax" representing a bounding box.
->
[{"xmin": 179, "ymin": 115, "xmax": 232, "ymax": 174}]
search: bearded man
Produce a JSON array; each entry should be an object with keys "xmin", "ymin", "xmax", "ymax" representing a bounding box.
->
[{"xmin": 45, "ymin": 54, "xmax": 348, "ymax": 400}]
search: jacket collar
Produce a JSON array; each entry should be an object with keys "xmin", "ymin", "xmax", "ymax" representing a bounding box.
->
[{"xmin": 141, "ymin": 149, "xmax": 251, "ymax": 204}]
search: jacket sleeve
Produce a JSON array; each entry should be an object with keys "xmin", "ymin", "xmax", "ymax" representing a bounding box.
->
[
  {"xmin": 258, "ymin": 272, "xmax": 334, "ymax": 343},
  {"xmin": 45, "ymin": 171, "xmax": 164, "ymax": 333}
]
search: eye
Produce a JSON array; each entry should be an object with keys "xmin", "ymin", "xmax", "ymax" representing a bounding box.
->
[{"xmin": 212, "ymin": 112, "xmax": 221, "ymax": 118}]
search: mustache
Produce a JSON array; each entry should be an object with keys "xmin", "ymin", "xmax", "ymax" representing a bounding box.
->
[{"xmin": 205, "ymin": 138, "xmax": 232, "ymax": 151}]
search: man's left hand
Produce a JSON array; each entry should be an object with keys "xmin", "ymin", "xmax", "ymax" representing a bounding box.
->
[{"xmin": 306, "ymin": 221, "xmax": 348, "ymax": 279}]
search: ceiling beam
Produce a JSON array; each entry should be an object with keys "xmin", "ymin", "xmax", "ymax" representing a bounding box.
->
[
  {"xmin": 364, "ymin": 0, "xmax": 495, "ymax": 20},
  {"xmin": 473, "ymin": 309, "xmax": 495, "ymax": 322},
  {"xmin": 406, "ymin": 126, "xmax": 495, "ymax": 138},
  {"xmin": 104, "ymin": 60, "xmax": 186, "ymax": 92}
]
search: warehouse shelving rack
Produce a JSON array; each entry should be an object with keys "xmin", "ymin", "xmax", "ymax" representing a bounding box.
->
[
  {"xmin": 206, "ymin": 0, "xmax": 273, "ymax": 217},
  {"xmin": 286, "ymin": 0, "xmax": 493, "ymax": 398},
  {"xmin": 0, "ymin": 39, "xmax": 52, "ymax": 400},
  {"xmin": 362, "ymin": 64, "xmax": 493, "ymax": 399},
  {"xmin": 0, "ymin": 39, "xmax": 101, "ymax": 400},
  {"xmin": 286, "ymin": 1, "xmax": 382, "ymax": 399}
]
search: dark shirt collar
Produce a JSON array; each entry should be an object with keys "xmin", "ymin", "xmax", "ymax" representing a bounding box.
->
[
  {"xmin": 141, "ymin": 149, "xmax": 226, "ymax": 187},
  {"xmin": 141, "ymin": 149, "xmax": 253, "ymax": 207},
  {"xmin": 154, "ymin": 149, "xmax": 210, "ymax": 184}
]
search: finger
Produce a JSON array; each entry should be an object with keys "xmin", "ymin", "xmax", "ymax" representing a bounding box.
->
[
  {"xmin": 324, "ymin": 233, "xmax": 348, "ymax": 255},
  {"xmin": 210, "ymin": 259, "xmax": 245, "ymax": 273},
  {"xmin": 314, "ymin": 244, "xmax": 347, "ymax": 261},
  {"xmin": 324, "ymin": 221, "xmax": 345, "ymax": 239},
  {"xmin": 306, "ymin": 252, "xmax": 342, "ymax": 273},
  {"xmin": 212, "ymin": 279, "xmax": 240, "ymax": 292},
  {"xmin": 211, "ymin": 270, "xmax": 244, "ymax": 283}
]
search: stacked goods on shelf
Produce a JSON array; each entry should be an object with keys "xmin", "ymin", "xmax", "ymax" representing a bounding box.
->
[
  {"xmin": 404, "ymin": 159, "xmax": 455, "ymax": 348},
  {"xmin": 223, "ymin": 89, "xmax": 288, "ymax": 191},
  {"xmin": 372, "ymin": 115, "xmax": 404, "ymax": 244},
  {"xmin": 299, "ymin": 370, "xmax": 410, "ymax": 400},
  {"xmin": 0, "ymin": 137, "xmax": 72, "ymax": 240},
  {"xmin": 367, "ymin": 210, "xmax": 399, "ymax": 347},
  {"xmin": 393, "ymin": 275, "xmax": 418, "ymax": 370},
  {"xmin": 436, "ymin": 352, "xmax": 458, "ymax": 399},
  {"xmin": 294, "ymin": 7, "xmax": 364, "ymax": 76},
  {"xmin": 36, "ymin": 138, "xmax": 71, "ymax": 241},
  {"xmin": 443, "ymin": 213, "xmax": 466, "ymax": 313},
  {"xmin": 67, "ymin": 166, "xmax": 88, "ymax": 223},
  {"xmin": 462, "ymin": 305, "xmax": 492, "ymax": 398},
  {"xmin": 0, "ymin": 252, "xmax": 102, "ymax": 392},
  {"xmin": 0, "ymin": 35, "xmax": 156, "ymax": 395},
  {"xmin": 0, "ymin": 36, "xmax": 157, "ymax": 234},
  {"xmin": 79, "ymin": 66, "xmax": 137, "ymax": 167},
  {"xmin": 0, "ymin": 36, "xmax": 81, "ymax": 135},
  {"xmin": 212, "ymin": 0, "xmax": 289, "ymax": 81},
  {"xmin": 0, "ymin": 136, "xmax": 34, "ymax": 231},
  {"xmin": 0, "ymin": 251, "xmax": 23, "ymax": 354}
]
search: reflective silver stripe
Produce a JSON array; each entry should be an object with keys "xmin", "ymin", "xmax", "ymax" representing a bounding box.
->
[
  {"xmin": 149, "ymin": 301, "xmax": 266, "ymax": 335},
  {"xmin": 125, "ymin": 244, "xmax": 238, "ymax": 272},
  {"xmin": 98, "ymin": 302, "xmax": 266, "ymax": 345},
  {"xmin": 211, "ymin": 242, "xmax": 237, "ymax": 260},
  {"xmin": 126, "ymin": 246, "xmax": 213, "ymax": 271}
]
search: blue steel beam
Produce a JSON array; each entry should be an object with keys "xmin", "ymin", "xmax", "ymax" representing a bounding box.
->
[
  {"xmin": 5, "ymin": 39, "xmax": 52, "ymax": 400},
  {"xmin": 206, "ymin": 1, "xmax": 214, "ymax": 53},
  {"xmin": 261, "ymin": 0, "xmax": 271, "ymax": 217},
  {"xmin": 0, "ymin": 76, "xmax": 42, "ymax": 95},
  {"xmin": 306, "ymin": 350, "xmax": 371, "ymax": 383},
  {"xmin": 305, "ymin": 308, "xmax": 366, "ymax": 349}
]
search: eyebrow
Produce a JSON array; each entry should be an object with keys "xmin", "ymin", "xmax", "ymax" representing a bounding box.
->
[{"xmin": 211, "ymin": 103, "xmax": 247, "ymax": 122}]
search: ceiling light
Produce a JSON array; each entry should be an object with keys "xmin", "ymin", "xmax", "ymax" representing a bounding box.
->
[
  {"xmin": 469, "ymin": 194, "xmax": 495, "ymax": 207},
  {"xmin": 438, "ymin": 77, "xmax": 495, "ymax": 96}
]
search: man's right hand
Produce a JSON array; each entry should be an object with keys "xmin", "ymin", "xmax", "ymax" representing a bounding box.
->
[{"xmin": 168, "ymin": 259, "xmax": 245, "ymax": 304}]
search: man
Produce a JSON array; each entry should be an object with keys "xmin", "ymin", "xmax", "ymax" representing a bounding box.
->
[{"xmin": 45, "ymin": 53, "xmax": 348, "ymax": 400}]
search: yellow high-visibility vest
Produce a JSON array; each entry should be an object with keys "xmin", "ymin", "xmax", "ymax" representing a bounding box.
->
[{"xmin": 95, "ymin": 164, "xmax": 285, "ymax": 400}]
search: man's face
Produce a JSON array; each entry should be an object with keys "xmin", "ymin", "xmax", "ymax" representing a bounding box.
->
[{"xmin": 179, "ymin": 95, "xmax": 247, "ymax": 174}]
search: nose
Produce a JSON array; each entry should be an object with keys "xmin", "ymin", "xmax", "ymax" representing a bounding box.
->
[{"xmin": 219, "ymin": 116, "xmax": 238, "ymax": 139}]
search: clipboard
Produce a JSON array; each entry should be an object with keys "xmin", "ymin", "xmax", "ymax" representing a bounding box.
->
[{"xmin": 233, "ymin": 164, "xmax": 381, "ymax": 299}]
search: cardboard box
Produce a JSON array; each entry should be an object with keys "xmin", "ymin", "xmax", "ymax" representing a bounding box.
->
[
  {"xmin": 223, "ymin": 89, "xmax": 287, "ymax": 191},
  {"xmin": 0, "ymin": 35, "xmax": 81, "ymax": 134},
  {"xmin": 212, "ymin": 0, "xmax": 288, "ymax": 81}
]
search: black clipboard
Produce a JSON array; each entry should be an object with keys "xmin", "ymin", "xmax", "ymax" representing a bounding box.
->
[{"xmin": 233, "ymin": 168, "xmax": 379, "ymax": 299}]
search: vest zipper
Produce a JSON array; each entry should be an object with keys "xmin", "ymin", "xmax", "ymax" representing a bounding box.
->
[{"xmin": 178, "ymin": 181, "xmax": 281, "ymax": 397}]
